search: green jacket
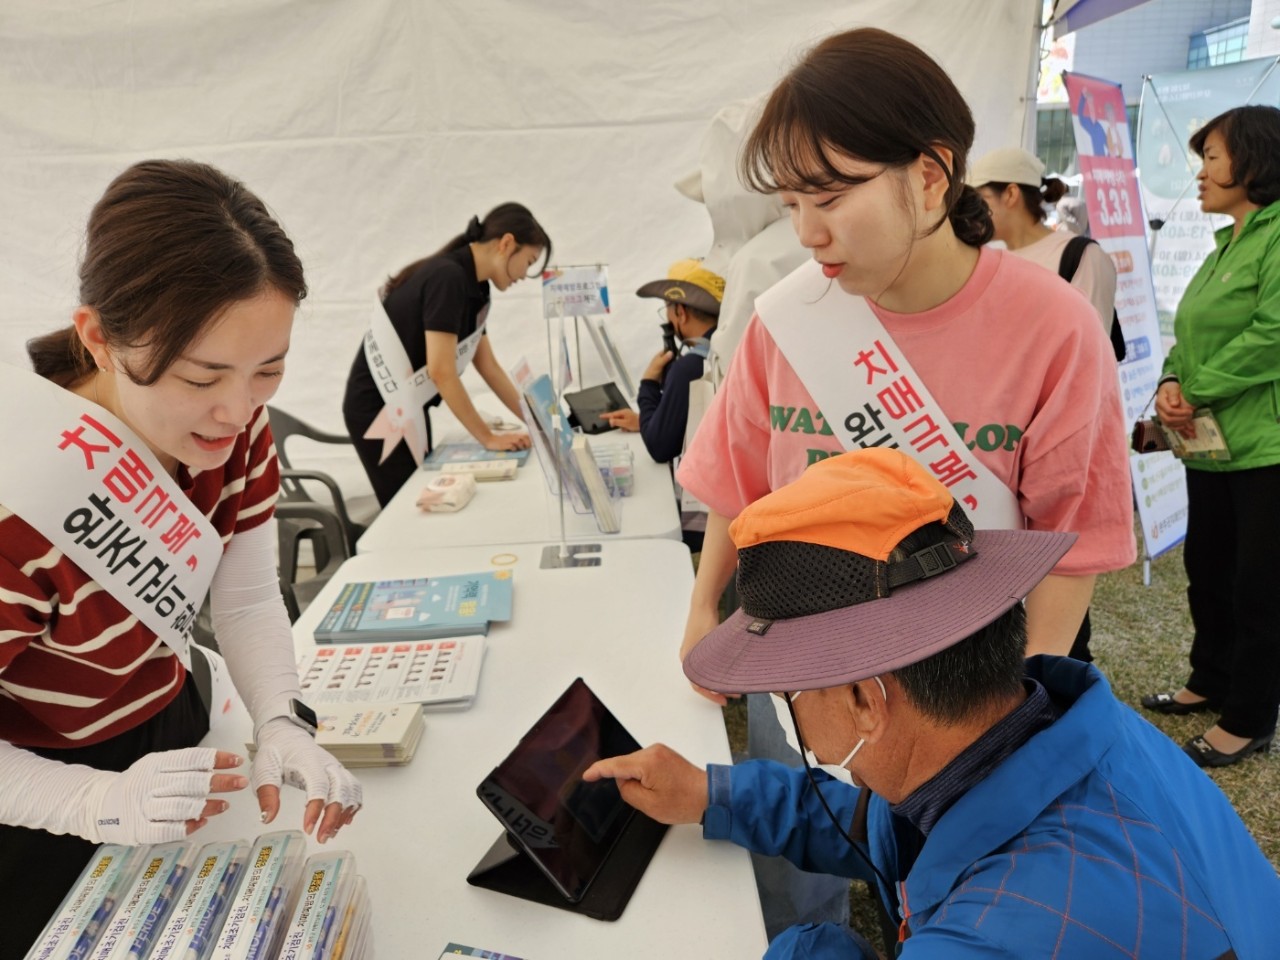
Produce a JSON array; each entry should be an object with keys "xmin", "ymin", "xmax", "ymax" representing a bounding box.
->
[{"xmin": 1164, "ymin": 199, "xmax": 1280, "ymax": 471}]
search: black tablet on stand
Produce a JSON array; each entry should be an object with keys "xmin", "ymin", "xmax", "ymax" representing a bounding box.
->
[
  {"xmin": 563, "ymin": 382, "xmax": 630, "ymax": 435},
  {"xmin": 467, "ymin": 678, "xmax": 668, "ymax": 921}
]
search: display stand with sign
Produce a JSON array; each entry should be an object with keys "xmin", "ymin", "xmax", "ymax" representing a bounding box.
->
[{"xmin": 536, "ymin": 265, "xmax": 618, "ymax": 568}]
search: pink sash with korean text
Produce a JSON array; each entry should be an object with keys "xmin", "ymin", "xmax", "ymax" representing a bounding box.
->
[
  {"xmin": 0, "ymin": 366, "xmax": 222, "ymax": 668},
  {"xmin": 757, "ymin": 261, "xmax": 1022, "ymax": 529}
]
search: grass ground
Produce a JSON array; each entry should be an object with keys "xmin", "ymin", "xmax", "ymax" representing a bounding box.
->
[{"xmin": 717, "ymin": 532, "xmax": 1279, "ymax": 952}]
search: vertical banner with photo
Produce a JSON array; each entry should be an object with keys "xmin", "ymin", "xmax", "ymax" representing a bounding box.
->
[
  {"xmin": 1064, "ymin": 71, "xmax": 1188, "ymax": 561},
  {"xmin": 1138, "ymin": 58, "xmax": 1280, "ymax": 350}
]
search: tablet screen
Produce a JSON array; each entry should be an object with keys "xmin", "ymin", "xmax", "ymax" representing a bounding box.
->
[
  {"xmin": 564, "ymin": 383, "xmax": 629, "ymax": 434},
  {"xmin": 477, "ymin": 678, "xmax": 640, "ymax": 902}
]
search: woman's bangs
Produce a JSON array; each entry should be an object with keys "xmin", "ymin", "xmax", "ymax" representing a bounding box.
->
[{"xmin": 746, "ymin": 111, "xmax": 857, "ymax": 194}]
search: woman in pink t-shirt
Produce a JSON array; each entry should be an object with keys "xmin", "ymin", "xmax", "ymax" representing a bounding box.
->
[{"xmin": 677, "ymin": 28, "xmax": 1134, "ymax": 697}]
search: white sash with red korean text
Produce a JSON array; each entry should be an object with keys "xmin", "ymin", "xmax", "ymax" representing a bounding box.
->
[
  {"xmin": 361, "ymin": 297, "xmax": 487, "ymax": 464},
  {"xmin": 757, "ymin": 261, "xmax": 1022, "ymax": 530},
  {"xmin": 0, "ymin": 366, "xmax": 223, "ymax": 668}
]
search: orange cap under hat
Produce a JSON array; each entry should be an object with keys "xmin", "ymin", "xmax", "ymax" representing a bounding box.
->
[
  {"xmin": 684, "ymin": 449, "xmax": 1076, "ymax": 695},
  {"xmin": 729, "ymin": 448, "xmax": 955, "ymax": 562}
]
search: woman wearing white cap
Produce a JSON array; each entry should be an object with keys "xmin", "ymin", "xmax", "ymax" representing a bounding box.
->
[{"xmin": 971, "ymin": 147, "xmax": 1119, "ymax": 342}]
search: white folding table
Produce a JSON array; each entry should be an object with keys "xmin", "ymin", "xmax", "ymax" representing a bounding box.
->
[{"xmin": 197, "ymin": 540, "xmax": 766, "ymax": 959}]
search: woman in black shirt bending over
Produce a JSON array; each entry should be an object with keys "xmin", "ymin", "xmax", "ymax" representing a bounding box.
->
[{"xmin": 343, "ymin": 203, "xmax": 551, "ymax": 505}]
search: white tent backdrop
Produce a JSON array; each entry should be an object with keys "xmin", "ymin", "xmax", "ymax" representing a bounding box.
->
[{"xmin": 0, "ymin": 0, "xmax": 1041, "ymax": 489}]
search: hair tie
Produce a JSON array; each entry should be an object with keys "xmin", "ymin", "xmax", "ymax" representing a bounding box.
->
[{"xmin": 464, "ymin": 215, "xmax": 483, "ymax": 242}]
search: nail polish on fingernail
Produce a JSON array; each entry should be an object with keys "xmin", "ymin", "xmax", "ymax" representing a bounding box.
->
[{"xmin": 260, "ymin": 811, "xmax": 270, "ymax": 823}]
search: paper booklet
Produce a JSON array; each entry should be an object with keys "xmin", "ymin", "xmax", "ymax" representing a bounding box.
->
[
  {"xmin": 313, "ymin": 573, "xmax": 513, "ymax": 643},
  {"xmin": 298, "ymin": 636, "xmax": 486, "ymax": 708},
  {"xmin": 1163, "ymin": 408, "xmax": 1231, "ymax": 461},
  {"xmin": 248, "ymin": 702, "xmax": 425, "ymax": 768},
  {"xmin": 438, "ymin": 944, "xmax": 528, "ymax": 959},
  {"xmin": 422, "ymin": 442, "xmax": 531, "ymax": 470}
]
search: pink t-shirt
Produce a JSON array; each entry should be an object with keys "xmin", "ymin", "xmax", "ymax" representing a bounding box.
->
[{"xmin": 678, "ymin": 247, "xmax": 1135, "ymax": 576}]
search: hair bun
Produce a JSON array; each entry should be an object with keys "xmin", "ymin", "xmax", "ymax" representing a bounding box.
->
[
  {"xmin": 464, "ymin": 215, "xmax": 483, "ymax": 242},
  {"xmin": 950, "ymin": 184, "xmax": 994, "ymax": 247}
]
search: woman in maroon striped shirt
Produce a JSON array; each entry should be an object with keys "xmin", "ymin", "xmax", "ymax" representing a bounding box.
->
[{"xmin": 0, "ymin": 160, "xmax": 362, "ymax": 958}]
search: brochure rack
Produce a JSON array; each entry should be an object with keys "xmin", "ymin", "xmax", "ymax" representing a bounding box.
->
[{"xmin": 529, "ymin": 264, "xmax": 624, "ymax": 567}]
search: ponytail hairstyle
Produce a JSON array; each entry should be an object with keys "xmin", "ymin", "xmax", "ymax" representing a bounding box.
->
[
  {"xmin": 981, "ymin": 177, "xmax": 1069, "ymax": 223},
  {"xmin": 741, "ymin": 27, "xmax": 992, "ymax": 247},
  {"xmin": 384, "ymin": 202, "xmax": 553, "ymax": 296},
  {"xmin": 28, "ymin": 159, "xmax": 306, "ymax": 388}
]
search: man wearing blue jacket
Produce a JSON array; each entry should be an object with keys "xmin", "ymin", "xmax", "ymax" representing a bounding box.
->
[{"xmin": 586, "ymin": 448, "xmax": 1280, "ymax": 958}]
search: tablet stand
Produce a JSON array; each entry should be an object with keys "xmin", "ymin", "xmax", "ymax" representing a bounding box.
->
[{"xmin": 466, "ymin": 814, "xmax": 669, "ymax": 922}]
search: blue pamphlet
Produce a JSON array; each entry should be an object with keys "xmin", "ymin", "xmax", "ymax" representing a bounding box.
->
[
  {"xmin": 422, "ymin": 443, "xmax": 530, "ymax": 470},
  {"xmin": 314, "ymin": 572, "xmax": 514, "ymax": 643}
]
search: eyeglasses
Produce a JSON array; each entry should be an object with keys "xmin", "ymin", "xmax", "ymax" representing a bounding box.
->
[{"xmin": 655, "ymin": 303, "xmax": 673, "ymax": 321}]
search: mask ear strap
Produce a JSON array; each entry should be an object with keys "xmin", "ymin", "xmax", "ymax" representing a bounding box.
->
[{"xmin": 784, "ymin": 693, "xmax": 892, "ymax": 894}]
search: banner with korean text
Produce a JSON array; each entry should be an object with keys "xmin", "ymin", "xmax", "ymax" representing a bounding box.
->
[{"xmin": 1065, "ymin": 71, "xmax": 1187, "ymax": 561}]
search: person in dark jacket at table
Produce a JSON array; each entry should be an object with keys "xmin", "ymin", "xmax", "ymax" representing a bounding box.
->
[
  {"xmin": 601, "ymin": 259, "xmax": 723, "ymax": 551},
  {"xmin": 600, "ymin": 259, "xmax": 723, "ymax": 462}
]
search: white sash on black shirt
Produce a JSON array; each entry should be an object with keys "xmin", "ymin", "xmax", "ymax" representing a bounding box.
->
[{"xmin": 361, "ymin": 297, "xmax": 487, "ymax": 464}]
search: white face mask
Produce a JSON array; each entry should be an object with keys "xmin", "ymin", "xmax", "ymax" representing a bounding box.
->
[{"xmin": 778, "ymin": 677, "xmax": 888, "ymax": 786}]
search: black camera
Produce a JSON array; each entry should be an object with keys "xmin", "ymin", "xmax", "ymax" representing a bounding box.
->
[
  {"xmin": 659, "ymin": 321, "xmax": 678, "ymax": 385},
  {"xmin": 660, "ymin": 321, "xmax": 677, "ymax": 357}
]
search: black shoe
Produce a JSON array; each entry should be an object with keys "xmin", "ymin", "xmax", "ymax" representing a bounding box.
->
[
  {"xmin": 1183, "ymin": 732, "xmax": 1274, "ymax": 768},
  {"xmin": 1140, "ymin": 691, "xmax": 1219, "ymax": 716}
]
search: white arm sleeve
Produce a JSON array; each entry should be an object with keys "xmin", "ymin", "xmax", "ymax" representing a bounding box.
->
[
  {"xmin": 208, "ymin": 519, "xmax": 302, "ymax": 738},
  {"xmin": 0, "ymin": 739, "xmax": 113, "ymax": 839},
  {"xmin": 0, "ymin": 739, "xmax": 220, "ymax": 843}
]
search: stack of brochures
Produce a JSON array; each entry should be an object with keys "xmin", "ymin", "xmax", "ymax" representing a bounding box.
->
[
  {"xmin": 248, "ymin": 701, "xmax": 426, "ymax": 768},
  {"xmin": 26, "ymin": 832, "xmax": 374, "ymax": 960},
  {"xmin": 298, "ymin": 636, "xmax": 485, "ymax": 709},
  {"xmin": 313, "ymin": 572, "xmax": 514, "ymax": 644},
  {"xmin": 422, "ymin": 441, "xmax": 530, "ymax": 470}
]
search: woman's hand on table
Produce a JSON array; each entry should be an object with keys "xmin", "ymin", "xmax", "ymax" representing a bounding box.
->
[
  {"xmin": 481, "ymin": 430, "xmax": 531, "ymax": 451},
  {"xmin": 252, "ymin": 719, "xmax": 362, "ymax": 843},
  {"xmin": 92, "ymin": 747, "xmax": 248, "ymax": 844}
]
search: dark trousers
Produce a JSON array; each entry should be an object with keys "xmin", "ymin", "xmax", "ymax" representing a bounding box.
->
[
  {"xmin": 0, "ymin": 678, "xmax": 208, "ymax": 960},
  {"xmin": 342, "ymin": 397, "xmax": 434, "ymax": 508},
  {"xmin": 1184, "ymin": 465, "xmax": 1280, "ymax": 739}
]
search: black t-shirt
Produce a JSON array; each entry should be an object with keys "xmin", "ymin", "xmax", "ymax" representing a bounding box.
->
[{"xmin": 344, "ymin": 246, "xmax": 491, "ymax": 428}]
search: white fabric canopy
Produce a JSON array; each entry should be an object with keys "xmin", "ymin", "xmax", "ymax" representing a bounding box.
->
[{"xmin": 0, "ymin": 0, "xmax": 1042, "ymax": 469}]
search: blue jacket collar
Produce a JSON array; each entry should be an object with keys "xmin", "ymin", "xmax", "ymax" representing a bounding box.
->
[{"xmin": 898, "ymin": 657, "xmax": 1120, "ymax": 913}]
